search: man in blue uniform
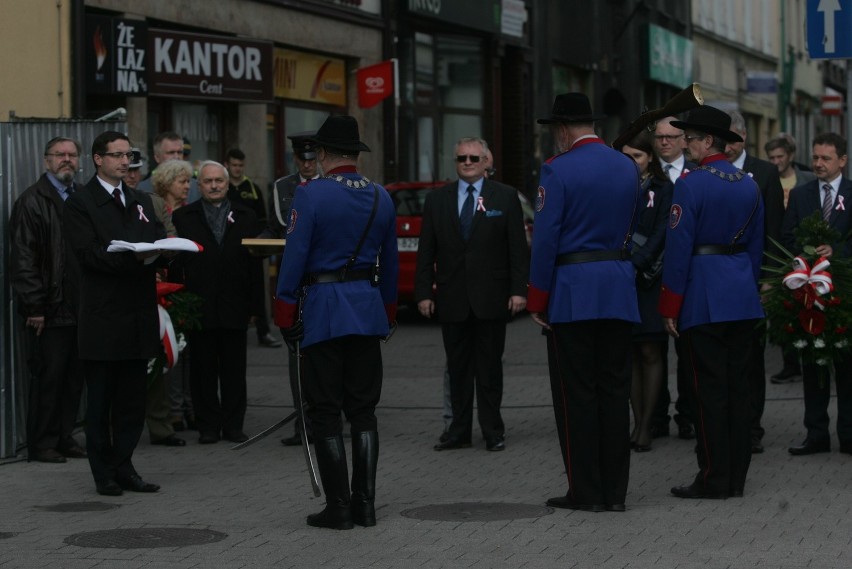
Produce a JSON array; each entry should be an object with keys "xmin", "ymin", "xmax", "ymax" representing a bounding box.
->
[
  {"xmin": 528, "ymin": 92, "xmax": 641, "ymax": 513},
  {"xmin": 660, "ymin": 106, "xmax": 765, "ymax": 499},
  {"xmin": 274, "ymin": 115, "xmax": 398, "ymax": 530}
]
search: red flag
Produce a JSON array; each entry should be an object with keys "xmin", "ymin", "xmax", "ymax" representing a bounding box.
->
[{"xmin": 357, "ymin": 60, "xmax": 394, "ymax": 109}]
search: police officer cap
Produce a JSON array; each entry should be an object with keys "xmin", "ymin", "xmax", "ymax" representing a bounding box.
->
[
  {"xmin": 537, "ymin": 92, "xmax": 606, "ymax": 124},
  {"xmin": 670, "ymin": 106, "xmax": 743, "ymax": 143},
  {"xmin": 129, "ymin": 148, "xmax": 145, "ymax": 169},
  {"xmin": 287, "ymin": 131, "xmax": 317, "ymax": 160},
  {"xmin": 307, "ymin": 115, "xmax": 371, "ymax": 153}
]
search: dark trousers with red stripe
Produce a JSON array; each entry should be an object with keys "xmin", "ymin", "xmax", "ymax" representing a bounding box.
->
[
  {"xmin": 548, "ymin": 320, "xmax": 632, "ymax": 506},
  {"xmin": 681, "ymin": 319, "xmax": 756, "ymax": 494}
]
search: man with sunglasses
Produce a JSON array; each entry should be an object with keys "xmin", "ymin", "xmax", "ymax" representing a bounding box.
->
[
  {"xmin": 416, "ymin": 137, "xmax": 529, "ymax": 453},
  {"xmin": 64, "ymin": 131, "xmax": 167, "ymax": 497}
]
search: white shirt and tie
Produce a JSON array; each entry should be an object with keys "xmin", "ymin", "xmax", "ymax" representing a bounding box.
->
[
  {"xmin": 820, "ymin": 175, "xmax": 841, "ymax": 221},
  {"xmin": 97, "ymin": 176, "xmax": 125, "ymax": 207},
  {"xmin": 660, "ymin": 154, "xmax": 687, "ymax": 184}
]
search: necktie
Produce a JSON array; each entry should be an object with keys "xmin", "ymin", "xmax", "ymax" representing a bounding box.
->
[
  {"xmin": 112, "ymin": 187, "xmax": 124, "ymax": 209},
  {"xmin": 459, "ymin": 185, "xmax": 475, "ymax": 240},
  {"xmin": 62, "ymin": 185, "xmax": 74, "ymax": 201},
  {"xmin": 663, "ymin": 164, "xmax": 674, "ymax": 181},
  {"xmin": 822, "ymin": 183, "xmax": 833, "ymax": 222}
]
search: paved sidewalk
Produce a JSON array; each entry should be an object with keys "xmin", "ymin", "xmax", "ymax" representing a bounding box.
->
[{"xmin": 1, "ymin": 312, "xmax": 850, "ymax": 568}]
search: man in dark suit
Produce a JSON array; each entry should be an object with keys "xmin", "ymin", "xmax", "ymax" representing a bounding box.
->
[
  {"xmin": 782, "ymin": 132, "xmax": 852, "ymax": 457},
  {"xmin": 171, "ymin": 161, "xmax": 264, "ymax": 445},
  {"xmin": 651, "ymin": 116, "xmax": 698, "ymax": 442},
  {"xmin": 64, "ymin": 131, "xmax": 166, "ymax": 496},
  {"xmin": 726, "ymin": 110, "xmax": 786, "ymax": 455},
  {"xmin": 415, "ymin": 137, "xmax": 529, "ymax": 453},
  {"xmin": 10, "ymin": 136, "xmax": 86, "ymax": 463}
]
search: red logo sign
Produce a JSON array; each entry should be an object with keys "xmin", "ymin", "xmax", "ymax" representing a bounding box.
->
[{"xmin": 357, "ymin": 60, "xmax": 394, "ymax": 109}]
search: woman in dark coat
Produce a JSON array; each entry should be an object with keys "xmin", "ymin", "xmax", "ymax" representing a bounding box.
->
[{"xmin": 621, "ymin": 133, "xmax": 673, "ymax": 452}]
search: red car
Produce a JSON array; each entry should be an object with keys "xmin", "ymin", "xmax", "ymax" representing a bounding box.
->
[{"xmin": 385, "ymin": 181, "xmax": 534, "ymax": 306}]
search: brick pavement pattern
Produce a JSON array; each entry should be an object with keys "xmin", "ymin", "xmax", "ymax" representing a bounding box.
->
[{"xmin": 1, "ymin": 312, "xmax": 851, "ymax": 568}]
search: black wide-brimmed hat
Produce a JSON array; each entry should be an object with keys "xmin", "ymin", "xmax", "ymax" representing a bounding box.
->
[
  {"xmin": 308, "ymin": 115, "xmax": 371, "ymax": 153},
  {"xmin": 287, "ymin": 131, "xmax": 317, "ymax": 160},
  {"xmin": 537, "ymin": 92, "xmax": 606, "ymax": 124},
  {"xmin": 670, "ymin": 106, "xmax": 743, "ymax": 143}
]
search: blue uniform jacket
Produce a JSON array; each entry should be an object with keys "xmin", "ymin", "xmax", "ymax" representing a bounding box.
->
[
  {"xmin": 527, "ymin": 137, "xmax": 641, "ymax": 323},
  {"xmin": 658, "ymin": 154, "xmax": 765, "ymax": 331},
  {"xmin": 273, "ymin": 167, "xmax": 398, "ymax": 348}
]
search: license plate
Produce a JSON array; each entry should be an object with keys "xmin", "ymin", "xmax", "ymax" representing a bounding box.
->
[{"xmin": 397, "ymin": 237, "xmax": 419, "ymax": 252}]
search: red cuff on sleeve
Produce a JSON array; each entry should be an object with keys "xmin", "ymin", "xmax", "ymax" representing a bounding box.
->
[
  {"xmin": 385, "ymin": 303, "xmax": 398, "ymax": 324},
  {"xmin": 273, "ymin": 298, "xmax": 298, "ymax": 328},
  {"xmin": 657, "ymin": 284, "xmax": 683, "ymax": 318},
  {"xmin": 526, "ymin": 284, "xmax": 550, "ymax": 313}
]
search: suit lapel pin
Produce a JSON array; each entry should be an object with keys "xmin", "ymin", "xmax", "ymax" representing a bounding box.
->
[
  {"xmin": 476, "ymin": 196, "xmax": 486, "ymax": 212},
  {"xmin": 227, "ymin": 211, "xmax": 235, "ymax": 224}
]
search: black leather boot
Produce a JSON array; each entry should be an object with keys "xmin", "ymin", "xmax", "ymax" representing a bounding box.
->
[
  {"xmin": 351, "ymin": 431, "xmax": 378, "ymax": 527},
  {"xmin": 307, "ymin": 435, "xmax": 353, "ymax": 530}
]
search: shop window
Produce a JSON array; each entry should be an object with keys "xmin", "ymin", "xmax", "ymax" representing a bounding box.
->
[
  {"xmin": 436, "ymin": 36, "xmax": 482, "ymax": 110},
  {"xmin": 172, "ymin": 102, "xmax": 220, "ymax": 163},
  {"xmin": 400, "ymin": 31, "xmax": 484, "ymax": 182}
]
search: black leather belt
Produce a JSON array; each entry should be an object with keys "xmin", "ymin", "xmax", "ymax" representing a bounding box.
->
[
  {"xmin": 556, "ymin": 249, "xmax": 629, "ymax": 265},
  {"xmin": 301, "ymin": 269, "xmax": 373, "ymax": 286},
  {"xmin": 693, "ymin": 244, "xmax": 747, "ymax": 256}
]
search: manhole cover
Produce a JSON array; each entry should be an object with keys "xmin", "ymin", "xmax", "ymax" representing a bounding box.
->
[
  {"xmin": 0, "ymin": 532, "xmax": 16, "ymax": 539},
  {"xmin": 64, "ymin": 528, "xmax": 227, "ymax": 549},
  {"xmin": 36, "ymin": 502, "xmax": 119, "ymax": 513},
  {"xmin": 401, "ymin": 502, "xmax": 552, "ymax": 522}
]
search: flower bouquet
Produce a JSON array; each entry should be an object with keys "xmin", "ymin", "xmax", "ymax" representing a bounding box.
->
[
  {"xmin": 762, "ymin": 212, "xmax": 852, "ymax": 367},
  {"xmin": 147, "ymin": 282, "xmax": 203, "ymax": 384}
]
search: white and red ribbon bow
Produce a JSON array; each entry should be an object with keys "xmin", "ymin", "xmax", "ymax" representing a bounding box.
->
[
  {"xmin": 647, "ymin": 190, "xmax": 655, "ymax": 208},
  {"xmin": 137, "ymin": 204, "xmax": 149, "ymax": 222},
  {"xmin": 157, "ymin": 305, "xmax": 178, "ymax": 371},
  {"xmin": 836, "ymin": 195, "xmax": 845, "ymax": 211},
  {"xmin": 476, "ymin": 196, "xmax": 486, "ymax": 212},
  {"xmin": 782, "ymin": 256, "xmax": 833, "ymax": 310}
]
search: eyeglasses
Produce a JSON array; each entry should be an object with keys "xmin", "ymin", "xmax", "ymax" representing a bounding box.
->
[
  {"xmin": 45, "ymin": 152, "xmax": 79, "ymax": 159},
  {"xmin": 684, "ymin": 135, "xmax": 706, "ymax": 142},
  {"xmin": 100, "ymin": 151, "xmax": 135, "ymax": 160},
  {"xmin": 456, "ymin": 155, "xmax": 482, "ymax": 163},
  {"xmin": 653, "ymin": 134, "xmax": 683, "ymax": 142}
]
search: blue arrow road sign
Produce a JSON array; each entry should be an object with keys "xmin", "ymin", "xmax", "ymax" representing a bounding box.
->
[{"xmin": 808, "ymin": 0, "xmax": 852, "ymax": 59}]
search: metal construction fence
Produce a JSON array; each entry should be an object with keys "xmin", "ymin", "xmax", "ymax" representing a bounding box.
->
[{"xmin": 0, "ymin": 119, "xmax": 126, "ymax": 459}]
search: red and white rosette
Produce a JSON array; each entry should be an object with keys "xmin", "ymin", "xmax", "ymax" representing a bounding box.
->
[{"xmin": 782, "ymin": 256, "xmax": 833, "ymax": 310}]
